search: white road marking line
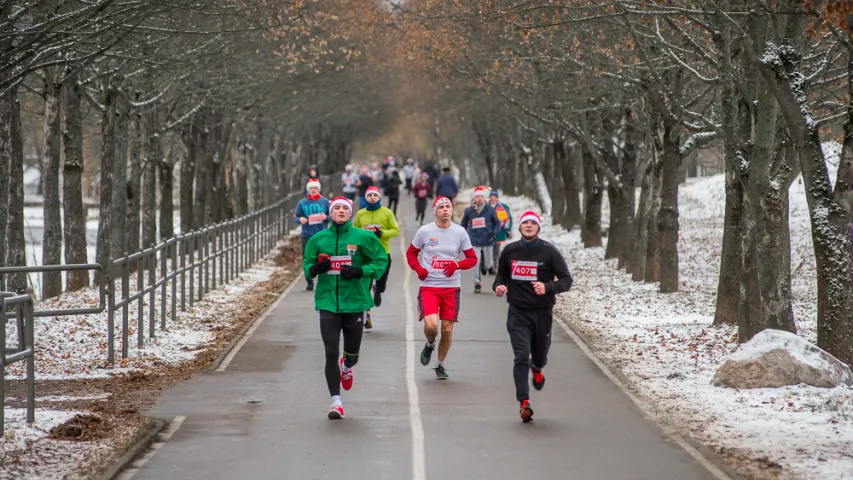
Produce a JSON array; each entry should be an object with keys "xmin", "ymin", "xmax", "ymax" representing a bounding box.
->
[
  {"xmin": 400, "ymin": 231, "xmax": 426, "ymax": 480},
  {"xmin": 216, "ymin": 272, "xmax": 304, "ymax": 371},
  {"xmin": 115, "ymin": 415, "xmax": 187, "ymax": 480},
  {"xmin": 553, "ymin": 315, "xmax": 732, "ymax": 480}
]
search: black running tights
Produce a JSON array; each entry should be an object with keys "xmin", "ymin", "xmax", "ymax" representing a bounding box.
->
[{"xmin": 319, "ymin": 310, "xmax": 364, "ymax": 396}]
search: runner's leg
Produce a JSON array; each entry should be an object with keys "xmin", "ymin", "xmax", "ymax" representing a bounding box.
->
[
  {"xmin": 319, "ymin": 310, "xmax": 344, "ymax": 396},
  {"xmin": 341, "ymin": 313, "xmax": 364, "ymax": 370},
  {"xmin": 492, "ymin": 242, "xmax": 502, "ymax": 271},
  {"xmin": 506, "ymin": 305, "xmax": 534, "ymax": 402},
  {"xmin": 436, "ymin": 288, "xmax": 460, "ymax": 363},
  {"xmin": 438, "ymin": 320, "xmax": 455, "ymax": 363},
  {"xmin": 481, "ymin": 245, "xmax": 494, "ymax": 272},
  {"xmin": 472, "ymin": 248, "xmax": 483, "ymax": 286},
  {"xmin": 530, "ymin": 309, "xmax": 554, "ymax": 372}
]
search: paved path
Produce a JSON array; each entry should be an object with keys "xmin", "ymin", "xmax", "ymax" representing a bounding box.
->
[{"xmin": 122, "ymin": 198, "xmax": 729, "ymax": 480}]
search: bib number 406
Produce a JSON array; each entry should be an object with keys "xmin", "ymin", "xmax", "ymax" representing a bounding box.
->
[{"xmin": 511, "ymin": 260, "xmax": 538, "ymax": 281}]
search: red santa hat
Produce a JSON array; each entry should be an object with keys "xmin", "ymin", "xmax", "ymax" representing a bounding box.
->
[
  {"xmin": 472, "ymin": 186, "xmax": 489, "ymax": 199},
  {"xmin": 329, "ymin": 196, "xmax": 353, "ymax": 214},
  {"xmin": 306, "ymin": 178, "xmax": 321, "ymax": 191},
  {"xmin": 433, "ymin": 196, "xmax": 452, "ymax": 212},
  {"xmin": 365, "ymin": 186, "xmax": 381, "ymax": 198},
  {"xmin": 519, "ymin": 210, "xmax": 542, "ymax": 229}
]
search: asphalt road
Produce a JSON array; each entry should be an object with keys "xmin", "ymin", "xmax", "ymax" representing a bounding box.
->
[{"xmin": 121, "ymin": 197, "xmax": 727, "ymax": 480}]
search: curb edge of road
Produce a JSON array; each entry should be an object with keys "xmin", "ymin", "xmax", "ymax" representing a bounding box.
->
[
  {"xmin": 554, "ymin": 313, "xmax": 744, "ymax": 480},
  {"xmin": 93, "ymin": 417, "xmax": 166, "ymax": 480},
  {"xmin": 207, "ymin": 271, "xmax": 305, "ymax": 372}
]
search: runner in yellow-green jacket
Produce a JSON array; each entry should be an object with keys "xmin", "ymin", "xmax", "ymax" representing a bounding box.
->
[{"xmin": 353, "ymin": 186, "xmax": 400, "ymax": 329}]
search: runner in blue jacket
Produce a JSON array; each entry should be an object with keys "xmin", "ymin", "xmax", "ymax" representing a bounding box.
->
[
  {"xmin": 460, "ymin": 186, "xmax": 501, "ymax": 293},
  {"xmin": 294, "ymin": 177, "xmax": 331, "ymax": 290}
]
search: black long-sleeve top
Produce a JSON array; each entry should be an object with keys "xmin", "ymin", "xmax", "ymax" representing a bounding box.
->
[{"xmin": 492, "ymin": 238, "xmax": 573, "ymax": 309}]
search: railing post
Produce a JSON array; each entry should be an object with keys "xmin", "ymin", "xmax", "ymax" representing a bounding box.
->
[
  {"xmin": 137, "ymin": 252, "xmax": 144, "ymax": 350},
  {"xmin": 180, "ymin": 235, "xmax": 186, "ymax": 312},
  {"xmin": 201, "ymin": 229, "xmax": 208, "ymax": 299},
  {"xmin": 107, "ymin": 259, "xmax": 117, "ymax": 363},
  {"xmin": 160, "ymin": 243, "xmax": 167, "ymax": 330},
  {"xmin": 25, "ymin": 290, "xmax": 34, "ymax": 424},
  {"xmin": 171, "ymin": 239, "xmax": 178, "ymax": 325},
  {"xmin": 1, "ymin": 296, "xmax": 6, "ymax": 431},
  {"xmin": 211, "ymin": 227, "xmax": 217, "ymax": 291},
  {"xmin": 149, "ymin": 244, "xmax": 156, "ymax": 339},
  {"xmin": 189, "ymin": 233, "xmax": 195, "ymax": 308}
]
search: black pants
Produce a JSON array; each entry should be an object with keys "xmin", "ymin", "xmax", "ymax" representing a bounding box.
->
[
  {"xmin": 319, "ymin": 310, "xmax": 364, "ymax": 396},
  {"xmin": 507, "ymin": 305, "xmax": 553, "ymax": 402},
  {"xmin": 415, "ymin": 199, "xmax": 427, "ymax": 222},
  {"xmin": 371, "ymin": 254, "xmax": 392, "ymax": 294},
  {"xmin": 387, "ymin": 195, "xmax": 399, "ymax": 215},
  {"xmin": 301, "ymin": 236, "xmax": 313, "ymax": 286}
]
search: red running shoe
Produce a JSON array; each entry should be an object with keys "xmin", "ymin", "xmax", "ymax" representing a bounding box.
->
[
  {"xmin": 328, "ymin": 404, "xmax": 344, "ymax": 419},
  {"xmin": 532, "ymin": 370, "xmax": 545, "ymax": 391},
  {"xmin": 520, "ymin": 400, "xmax": 534, "ymax": 422},
  {"xmin": 340, "ymin": 357, "xmax": 353, "ymax": 391}
]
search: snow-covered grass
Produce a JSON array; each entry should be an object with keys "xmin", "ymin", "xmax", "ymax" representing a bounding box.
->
[{"xmin": 461, "ymin": 168, "xmax": 853, "ymax": 479}]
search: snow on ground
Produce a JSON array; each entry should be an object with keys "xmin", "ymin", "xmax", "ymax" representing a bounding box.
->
[
  {"xmin": 460, "ymin": 167, "xmax": 853, "ymax": 479},
  {"xmin": 3, "ymin": 239, "xmax": 290, "ymax": 380}
]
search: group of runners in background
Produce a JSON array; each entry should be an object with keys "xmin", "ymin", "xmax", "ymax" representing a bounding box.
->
[{"xmin": 294, "ymin": 159, "xmax": 573, "ymax": 423}]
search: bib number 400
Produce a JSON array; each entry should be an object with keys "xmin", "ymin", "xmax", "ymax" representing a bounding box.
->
[{"xmin": 511, "ymin": 260, "xmax": 538, "ymax": 281}]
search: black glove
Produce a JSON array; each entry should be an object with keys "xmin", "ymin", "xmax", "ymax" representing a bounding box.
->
[
  {"xmin": 309, "ymin": 259, "xmax": 332, "ymax": 277},
  {"xmin": 340, "ymin": 265, "xmax": 364, "ymax": 280},
  {"xmin": 374, "ymin": 228, "xmax": 383, "ymax": 238},
  {"xmin": 488, "ymin": 234, "xmax": 497, "ymax": 243}
]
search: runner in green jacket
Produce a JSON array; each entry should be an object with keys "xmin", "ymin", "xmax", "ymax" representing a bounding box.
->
[
  {"xmin": 303, "ymin": 196, "xmax": 389, "ymax": 420},
  {"xmin": 353, "ymin": 185, "xmax": 400, "ymax": 328}
]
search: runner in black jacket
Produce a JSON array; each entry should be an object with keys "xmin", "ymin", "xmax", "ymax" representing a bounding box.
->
[{"xmin": 493, "ymin": 210, "xmax": 573, "ymax": 422}]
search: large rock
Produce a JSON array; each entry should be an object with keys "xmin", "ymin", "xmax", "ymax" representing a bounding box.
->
[{"xmin": 712, "ymin": 329, "xmax": 853, "ymax": 389}]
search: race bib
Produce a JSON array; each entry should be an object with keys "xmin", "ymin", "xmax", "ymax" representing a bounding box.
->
[
  {"xmin": 308, "ymin": 213, "xmax": 325, "ymax": 225},
  {"xmin": 328, "ymin": 255, "xmax": 352, "ymax": 275},
  {"xmin": 417, "ymin": 189, "xmax": 427, "ymax": 199},
  {"xmin": 511, "ymin": 260, "xmax": 538, "ymax": 281},
  {"xmin": 365, "ymin": 224, "xmax": 381, "ymax": 231},
  {"xmin": 430, "ymin": 257, "xmax": 456, "ymax": 270},
  {"xmin": 472, "ymin": 217, "xmax": 486, "ymax": 229}
]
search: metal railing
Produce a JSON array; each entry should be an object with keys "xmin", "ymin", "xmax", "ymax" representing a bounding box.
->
[
  {"xmin": 1, "ymin": 290, "xmax": 36, "ymax": 432},
  {"xmin": 0, "ymin": 192, "xmax": 303, "ymax": 367}
]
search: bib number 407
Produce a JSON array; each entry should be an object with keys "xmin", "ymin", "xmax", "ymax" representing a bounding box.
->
[{"xmin": 511, "ymin": 260, "xmax": 538, "ymax": 281}]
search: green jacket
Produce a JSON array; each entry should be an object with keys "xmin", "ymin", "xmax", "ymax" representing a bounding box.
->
[
  {"xmin": 303, "ymin": 220, "xmax": 388, "ymax": 314},
  {"xmin": 353, "ymin": 206, "xmax": 400, "ymax": 254},
  {"xmin": 491, "ymin": 201, "xmax": 513, "ymax": 242}
]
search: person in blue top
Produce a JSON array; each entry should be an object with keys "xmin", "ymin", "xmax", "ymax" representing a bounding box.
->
[
  {"xmin": 294, "ymin": 178, "xmax": 331, "ymax": 290},
  {"xmin": 435, "ymin": 166, "xmax": 459, "ymax": 200},
  {"xmin": 460, "ymin": 186, "xmax": 501, "ymax": 293}
]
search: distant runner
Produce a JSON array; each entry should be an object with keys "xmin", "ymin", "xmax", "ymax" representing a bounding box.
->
[
  {"xmin": 411, "ymin": 172, "xmax": 432, "ymax": 225},
  {"xmin": 406, "ymin": 196, "xmax": 478, "ymax": 379},
  {"xmin": 293, "ymin": 178, "xmax": 331, "ymax": 291},
  {"xmin": 460, "ymin": 186, "xmax": 501, "ymax": 293},
  {"xmin": 488, "ymin": 190, "xmax": 513, "ymax": 273},
  {"xmin": 303, "ymin": 197, "xmax": 389, "ymax": 419},
  {"xmin": 493, "ymin": 210, "xmax": 573, "ymax": 422},
  {"xmin": 354, "ymin": 186, "xmax": 400, "ymax": 329}
]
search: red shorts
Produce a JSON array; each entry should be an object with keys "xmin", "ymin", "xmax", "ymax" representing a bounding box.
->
[{"xmin": 417, "ymin": 287, "xmax": 461, "ymax": 322}]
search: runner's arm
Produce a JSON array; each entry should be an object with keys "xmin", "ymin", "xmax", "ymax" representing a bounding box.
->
[
  {"xmin": 489, "ymin": 208, "xmax": 501, "ymax": 238},
  {"xmin": 353, "ymin": 211, "xmax": 363, "ymax": 229},
  {"xmin": 361, "ymin": 234, "xmax": 389, "ymax": 280},
  {"xmin": 459, "ymin": 209, "xmax": 469, "ymax": 230},
  {"xmin": 303, "ymin": 235, "xmax": 319, "ymax": 279},
  {"xmin": 547, "ymin": 248, "xmax": 573, "ymax": 294},
  {"xmin": 383, "ymin": 212, "xmax": 400, "ymax": 239},
  {"xmin": 455, "ymin": 248, "xmax": 478, "ymax": 270},
  {"xmin": 492, "ymin": 246, "xmax": 510, "ymax": 291},
  {"xmin": 293, "ymin": 201, "xmax": 304, "ymax": 221},
  {"xmin": 405, "ymin": 244, "xmax": 422, "ymax": 272}
]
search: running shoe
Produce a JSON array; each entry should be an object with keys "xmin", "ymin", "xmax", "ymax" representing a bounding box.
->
[
  {"xmin": 520, "ymin": 400, "xmax": 534, "ymax": 422},
  {"xmin": 480, "ymin": 265, "xmax": 487, "ymax": 276},
  {"xmin": 364, "ymin": 311, "xmax": 373, "ymax": 329},
  {"xmin": 488, "ymin": 267, "xmax": 496, "ymax": 275},
  {"xmin": 306, "ymin": 283, "xmax": 314, "ymax": 291},
  {"xmin": 420, "ymin": 342, "xmax": 434, "ymax": 366},
  {"xmin": 328, "ymin": 404, "xmax": 344, "ymax": 419},
  {"xmin": 434, "ymin": 364, "xmax": 449, "ymax": 379},
  {"xmin": 474, "ymin": 283, "xmax": 481, "ymax": 294},
  {"xmin": 532, "ymin": 370, "xmax": 546, "ymax": 391},
  {"xmin": 373, "ymin": 287, "xmax": 382, "ymax": 307},
  {"xmin": 340, "ymin": 357, "xmax": 353, "ymax": 391}
]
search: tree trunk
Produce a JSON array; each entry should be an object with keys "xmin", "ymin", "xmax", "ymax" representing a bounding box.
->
[
  {"xmin": 142, "ymin": 114, "xmax": 158, "ymax": 248},
  {"xmin": 5, "ymin": 89, "xmax": 26, "ymax": 292},
  {"xmin": 180, "ymin": 127, "xmax": 195, "ymax": 233},
  {"xmin": 235, "ymin": 141, "xmax": 249, "ymax": 216},
  {"xmin": 645, "ymin": 151, "xmax": 663, "ymax": 284},
  {"xmin": 95, "ymin": 85, "xmax": 117, "ymax": 286},
  {"xmin": 581, "ymin": 143, "xmax": 602, "ymax": 247},
  {"xmin": 739, "ymin": 193, "xmax": 765, "ymax": 340},
  {"xmin": 714, "ymin": 166, "xmax": 745, "ymax": 326},
  {"xmin": 41, "ymin": 69, "xmax": 63, "ymax": 298},
  {"xmin": 556, "ymin": 140, "xmax": 583, "ymax": 228},
  {"xmin": 193, "ymin": 123, "xmax": 210, "ymax": 227},
  {"xmin": 126, "ymin": 112, "xmax": 142, "ymax": 254},
  {"xmin": 631, "ymin": 158, "xmax": 654, "ymax": 281},
  {"xmin": 111, "ymin": 105, "xmax": 128, "ymax": 262},
  {"xmin": 619, "ymin": 115, "xmax": 639, "ymax": 270},
  {"xmin": 159, "ymin": 157, "xmax": 175, "ymax": 241},
  {"xmin": 658, "ymin": 121, "xmax": 681, "ymax": 293},
  {"xmin": 62, "ymin": 75, "xmax": 88, "ymax": 291},
  {"xmin": 604, "ymin": 143, "xmax": 623, "ymax": 260}
]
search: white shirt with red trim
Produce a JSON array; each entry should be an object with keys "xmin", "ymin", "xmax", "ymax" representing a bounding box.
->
[{"xmin": 411, "ymin": 222, "xmax": 473, "ymax": 288}]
